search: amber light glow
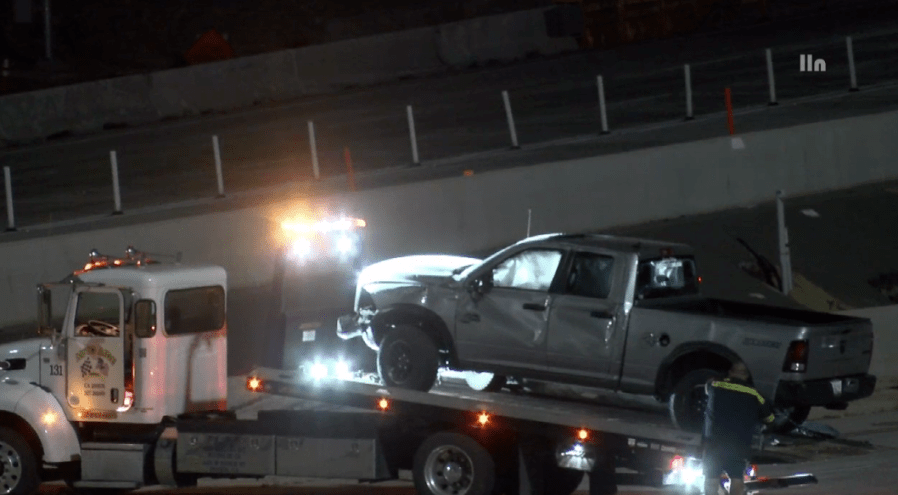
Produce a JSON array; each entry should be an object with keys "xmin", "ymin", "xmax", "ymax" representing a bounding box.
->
[
  {"xmin": 247, "ymin": 377, "xmax": 262, "ymax": 391},
  {"xmin": 577, "ymin": 429, "xmax": 589, "ymax": 441},
  {"xmin": 41, "ymin": 411, "xmax": 57, "ymax": 426},
  {"xmin": 478, "ymin": 412, "xmax": 490, "ymax": 426},
  {"xmin": 378, "ymin": 398, "xmax": 389, "ymax": 410}
]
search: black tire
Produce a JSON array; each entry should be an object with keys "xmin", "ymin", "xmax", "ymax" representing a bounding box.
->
[
  {"xmin": 377, "ymin": 325, "xmax": 439, "ymax": 391},
  {"xmin": 668, "ymin": 368, "xmax": 723, "ymax": 432},
  {"xmin": 769, "ymin": 405, "xmax": 812, "ymax": 433},
  {"xmin": 464, "ymin": 372, "xmax": 507, "ymax": 393},
  {"xmin": 0, "ymin": 427, "xmax": 41, "ymax": 495},
  {"xmin": 413, "ymin": 432, "xmax": 495, "ymax": 495}
]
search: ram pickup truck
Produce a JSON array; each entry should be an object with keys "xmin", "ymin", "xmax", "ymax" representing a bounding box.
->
[{"xmin": 337, "ymin": 233, "xmax": 876, "ymax": 431}]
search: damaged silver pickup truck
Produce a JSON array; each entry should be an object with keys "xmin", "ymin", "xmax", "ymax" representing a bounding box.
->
[{"xmin": 337, "ymin": 233, "xmax": 876, "ymax": 431}]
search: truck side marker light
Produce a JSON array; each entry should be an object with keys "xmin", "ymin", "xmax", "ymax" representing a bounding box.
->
[
  {"xmin": 478, "ymin": 413, "xmax": 490, "ymax": 426},
  {"xmin": 578, "ymin": 429, "xmax": 589, "ymax": 441},
  {"xmin": 247, "ymin": 377, "xmax": 262, "ymax": 391},
  {"xmin": 378, "ymin": 398, "xmax": 389, "ymax": 410},
  {"xmin": 41, "ymin": 411, "xmax": 57, "ymax": 426}
]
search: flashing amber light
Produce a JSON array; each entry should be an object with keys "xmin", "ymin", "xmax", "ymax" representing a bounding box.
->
[
  {"xmin": 698, "ymin": 276, "xmax": 702, "ymax": 283},
  {"xmin": 41, "ymin": 411, "xmax": 57, "ymax": 426},
  {"xmin": 577, "ymin": 429, "xmax": 589, "ymax": 441},
  {"xmin": 355, "ymin": 218, "xmax": 367, "ymax": 228},
  {"xmin": 670, "ymin": 455, "xmax": 685, "ymax": 471},
  {"xmin": 247, "ymin": 377, "xmax": 262, "ymax": 391},
  {"xmin": 477, "ymin": 412, "xmax": 490, "ymax": 426},
  {"xmin": 378, "ymin": 398, "xmax": 389, "ymax": 410}
]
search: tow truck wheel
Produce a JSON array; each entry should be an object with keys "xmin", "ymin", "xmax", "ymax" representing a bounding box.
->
[
  {"xmin": 413, "ymin": 432, "xmax": 495, "ymax": 495},
  {"xmin": 0, "ymin": 427, "xmax": 40, "ymax": 495},
  {"xmin": 668, "ymin": 368, "xmax": 723, "ymax": 432},
  {"xmin": 464, "ymin": 372, "xmax": 507, "ymax": 392},
  {"xmin": 377, "ymin": 325, "xmax": 439, "ymax": 391}
]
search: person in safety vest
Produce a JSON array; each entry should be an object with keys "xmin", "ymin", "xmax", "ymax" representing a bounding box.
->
[{"xmin": 702, "ymin": 361, "xmax": 775, "ymax": 495}]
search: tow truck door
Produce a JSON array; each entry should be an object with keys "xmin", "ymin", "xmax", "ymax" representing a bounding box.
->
[{"xmin": 66, "ymin": 287, "xmax": 127, "ymax": 415}]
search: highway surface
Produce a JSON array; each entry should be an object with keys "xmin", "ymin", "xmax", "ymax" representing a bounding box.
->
[{"xmin": 2, "ymin": 2, "xmax": 898, "ymax": 227}]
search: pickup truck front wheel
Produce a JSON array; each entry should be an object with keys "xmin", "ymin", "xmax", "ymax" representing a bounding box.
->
[
  {"xmin": 668, "ymin": 368, "xmax": 723, "ymax": 432},
  {"xmin": 377, "ymin": 325, "xmax": 439, "ymax": 391}
]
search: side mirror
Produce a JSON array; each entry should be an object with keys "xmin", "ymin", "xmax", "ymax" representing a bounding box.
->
[
  {"xmin": 469, "ymin": 273, "xmax": 494, "ymax": 297},
  {"xmin": 36, "ymin": 286, "xmax": 53, "ymax": 337},
  {"xmin": 134, "ymin": 300, "xmax": 157, "ymax": 338}
]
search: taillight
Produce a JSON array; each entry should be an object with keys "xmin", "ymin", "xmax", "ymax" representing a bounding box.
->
[
  {"xmin": 670, "ymin": 455, "xmax": 685, "ymax": 471},
  {"xmin": 783, "ymin": 340, "xmax": 809, "ymax": 372}
]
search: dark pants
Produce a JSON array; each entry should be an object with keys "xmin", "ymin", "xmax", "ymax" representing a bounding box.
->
[{"xmin": 703, "ymin": 443, "xmax": 747, "ymax": 495}]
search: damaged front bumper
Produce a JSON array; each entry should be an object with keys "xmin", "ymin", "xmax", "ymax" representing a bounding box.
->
[{"xmin": 336, "ymin": 313, "xmax": 366, "ymax": 340}]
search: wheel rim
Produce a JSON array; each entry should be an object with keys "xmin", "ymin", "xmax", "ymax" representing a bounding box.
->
[
  {"xmin": 0, "ymin": 440, "xmax": 23, "ymax": 495},
  {"xmin": 385, "ymin": 340, "xmax": 414, "ymax": 385},
  {"xmin": 464, "ymin": 371, "xmax": 495, "ymax": 391},
  {"xmin": 685, "ymin": 383, "xmax": 709, "ymax": 429},
  {"xmin": 424, "ymin": 445, "xmax": 475, "ymax": 495}
]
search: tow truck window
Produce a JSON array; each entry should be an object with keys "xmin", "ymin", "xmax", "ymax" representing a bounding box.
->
[
  {"xmin": 164, "ymin": 286, "xmax": 225, "ymax": 335},
  {"xmin": 74, "ymin": 292, "xmax": 121, "ymax": 337},
  {"xmin": 566, "ymin": 253, "xmax": 615, "ymax": 299},
  {"xmin": 636, "ymin": 257, "xmax": 699, "ymax": 299},
  {"xmin": 492, "ymin": 249, "xmax": 563, "ymax": 291}
]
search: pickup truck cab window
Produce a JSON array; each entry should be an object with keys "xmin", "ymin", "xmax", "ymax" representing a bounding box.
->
[
  {"xmin": 491, "ymin": 249, "xmax": 563, "ymax": 291},
  {"xmin": 636, "ymin": 257, "xmax": 699, "ymax": 299},
  {"xmin": 566, "ymin": 252, "xmax": 615, "ymax": 299}
]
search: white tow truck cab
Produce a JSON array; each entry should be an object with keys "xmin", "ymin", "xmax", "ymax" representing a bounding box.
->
[{"xmin": 0, "ymin": 247, "xmax": 226, "ymax": 494}]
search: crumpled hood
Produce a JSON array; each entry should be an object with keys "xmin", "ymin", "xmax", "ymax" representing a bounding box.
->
[{"xmin": 359, "ymin": 255, "xmax": 481, "ymax": 287}]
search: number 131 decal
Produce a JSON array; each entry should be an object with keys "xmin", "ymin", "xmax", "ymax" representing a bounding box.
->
[{"xmin": 49, "ymin": 364, "xmax": 63, "ymax": 376}]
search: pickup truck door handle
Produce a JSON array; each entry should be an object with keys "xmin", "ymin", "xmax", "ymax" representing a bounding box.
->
[
  {"xmin": 590, "ymin": 310, "xmax": 614, "ymax": 319},
  {"xmin": 523, "ymin": 303, "xmax": 547, "ymax": 311}
]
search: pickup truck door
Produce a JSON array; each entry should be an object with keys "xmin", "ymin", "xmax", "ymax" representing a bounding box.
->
[
  {"xmin": 65, "ymin": 287, "xmax": 127, "ymax": 416},
  {"xmin": 455, "ymin": 248, "xmax": 565, "ymax": 370},
  {"xmin": 547, "ymin": 251, "xmax": 628, "ymax": 385}
]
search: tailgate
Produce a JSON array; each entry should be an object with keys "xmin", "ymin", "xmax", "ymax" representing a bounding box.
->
[{"xmin": 804, "ymin": 319, "xmax": 874, "ymax": 379}]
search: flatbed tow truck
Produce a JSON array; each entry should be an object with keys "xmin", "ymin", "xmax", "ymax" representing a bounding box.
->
[{"xmin": 0, "ymin": 246, "xmax": 817, "ymax": 495}]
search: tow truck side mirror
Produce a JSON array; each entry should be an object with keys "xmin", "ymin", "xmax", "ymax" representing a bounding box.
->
[
  {"xmin": 36, "ymin": 286, "xmax": 53, "ymax": 337},
  {"xmin": 134, "ymin": 300, "xmax": 157, "ymax": 338}
]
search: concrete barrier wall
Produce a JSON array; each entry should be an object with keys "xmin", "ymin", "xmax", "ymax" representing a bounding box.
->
[
  {"xmin": 1, "ymin": 110, "xmax": 896, "ymax": 370},
  {"xmin": 838, "ymin": 305, "xmax": 898, "ymax": 380},
  {"xmin": 0, "ymin": 9, "xmax": 576, "ymax": 145}
]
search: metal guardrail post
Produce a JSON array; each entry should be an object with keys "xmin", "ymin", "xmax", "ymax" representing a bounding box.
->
[
  {"xmin": 766, "ymin": 49, "xmax": 778, "ymax": 106},
  {"xmin": 684, "ymin": 64, "xmax": 694, "ymax": 121},
  {"xmin": 407, "ymin": 105, "xmax": 420, "ymax": 165},
  {"xmin": 308, "ymin": 121, "xmax": 320, "ymax": 179},
  {"xmin": 3, "ymin": 166, "xmax": 15, "ymax": 231},
  {"xmin": 109, "ymin": 150, "xmax": 123, "ymax": 215},
  {"xmin": 502, "ymin": 90, "xmax": 520, "ymax": 149},
  {"xmin": 597, "ymin": 76, "xmax": 609, "ymax": 134},
  {"xmin": 846, "ymin": 36, "xmax": 859, "ymax": 92},
  {"xmin": 212, "ymin": 135, "xmax": 225, "ymax": 198}
]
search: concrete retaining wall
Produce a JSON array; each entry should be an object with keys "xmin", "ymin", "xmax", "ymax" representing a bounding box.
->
[
  {"xmin": 0, "ymin": 8, "xmax": 576, "ymax": 145},
  {"xmin": 838, "ymin": 305, "xmax": 898, "ymax": 380},
  {"xmin": 1, "ymin": 110, "xmax": 896, "ymax": 371}
]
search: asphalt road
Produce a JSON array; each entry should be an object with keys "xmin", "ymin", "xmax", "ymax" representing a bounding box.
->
[{"xmin": 3, "ymin": 2, "xmax": 898, "ymax": 227}]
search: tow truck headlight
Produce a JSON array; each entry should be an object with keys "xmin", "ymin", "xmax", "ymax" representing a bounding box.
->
[
  {"xmin": 310, "ymin": 362, "xmax": 329, "ymax": 380},
  {"xmin": 336, "ymin": 235, "xmax": 355, "ymax": 254},
  {"xmin": 334, "ymin": 360, "xmax": 352, "ymax": 379},
  {"xmin": 290, "ymin": 239, "xmax": 313, "ymax": 259}
]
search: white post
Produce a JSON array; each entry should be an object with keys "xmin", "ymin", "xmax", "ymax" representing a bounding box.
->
[
  {"xmin": 597, "ymin": 76, "xmax": 609, "ymax": 134},
  {"xmin": 3, "ymin": 166, "xmax": 15, "ymax": 231},
  {"xmin": 307, "ymin": 121, "xmax": 320, "ymax": 180},
  {"xmin": 406, "ymin": 105, "xmax": 420, "ymax": 165},
  {"xmin": 776, "ymin": 190, "xmax": 793, "ymax": 295},
  {"xmin": 43, "ymin": 0, "xmax": 52, "ymax": 62},
  {"xmin": 526, "ymin": 208, "xmax": 532, "ymax": 237},
  {"xmin": 766, "ymin": 48, "xmax": 778, "ymax": 105},
  {"xmin": 109, "ymin": 151, "xmax": 123, "ymax": 214},
  {"xmin": 212, "ymin": 135, "xmax": 225, "ymax": 197},
  {"xmin": 501, "ymin": 91, "xmax": 520, "ymax": 149},
  {"xmin": 846, "ymin": 36, "xmax": 859, "ymax": 91},
  {"xmin": 684, "ymin": 64, "xmax": 694, "ymax": 120}
]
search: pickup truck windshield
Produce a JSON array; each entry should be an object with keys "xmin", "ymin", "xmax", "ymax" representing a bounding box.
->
[{"xmin": 636, "ymin": 257, "xmax": 699, "ymax": 299}]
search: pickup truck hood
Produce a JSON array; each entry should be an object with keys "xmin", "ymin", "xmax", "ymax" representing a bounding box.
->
[{"xmin": 359, "ymin": 255, "xmax": 481, "ymax": 286}]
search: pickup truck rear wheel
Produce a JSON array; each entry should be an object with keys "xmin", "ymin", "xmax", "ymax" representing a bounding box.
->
[
  {"xmin": 0, "ymin": 427, "xmax": 40, "ymax": 495},
  {"xmin": 377, "ymin": 325, "xmax": 439, "ymax": 391},
  {"xmin": 413, "ymin": 432, "xmax": 495, "ymax": 495},
  {"xmin": 668, "ymin": 368, "xmax": 723, "ymax": 432},
  {"xmin": 770, "ymin": 406, "xmax": 812, "ymax": 433}
]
